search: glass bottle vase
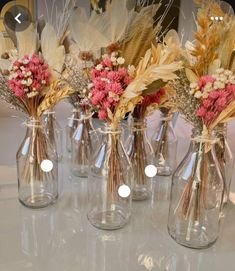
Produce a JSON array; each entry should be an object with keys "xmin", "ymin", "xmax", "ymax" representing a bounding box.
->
[
  {"xmin": 66, "ymin": 109, "xmax": 80, "ymax": 153},
  {"xmin": 214, "ymin": 123, "xmax": 234, "ymax": 205},
  {"xmin": 71, "ymin": 107, "xmax": 94, "ymax": 178},
  {"xmin": 87, "ymin": 123, "xmax": 133, "ymax": 230},
  {"xmin": 152, "ymin": 110, "xmax": 177, "ymax": 176},
  {"xmin": 126, "ymin": 118, "xmax": 154, "ymax": 200},
  {"xmin": 43, "ymin": 110, "xmax": 63, "ymax": 161},
  {"xmin": 17, "ymin": 118, "xmax": 58, "ymax": 208},
  {"xmin": 168, "ymin": 130, "xmax": 224, "ymax": 249}
]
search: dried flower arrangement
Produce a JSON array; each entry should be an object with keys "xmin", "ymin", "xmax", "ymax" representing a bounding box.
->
[
  {"xmin": 169, "ymin": 0, "xmax": 235, "ymax": 236},
  {"xmin": 0, "ymin": 2, "xmax": 74, "ymax": 186},
  {"xmin": 172, "ymin": 0, "xmax": 235, "ymax": 134},
  {"xmin": 67, "ymin": 0, "xmax": 183, "ymax": 204}
]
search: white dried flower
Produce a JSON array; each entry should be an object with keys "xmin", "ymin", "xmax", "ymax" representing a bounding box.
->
[
  {"xmin": 204, "ymin": 82, "xmax": 213, "ymax": 92},
  {"xmin": 26, "ymin": 78, "xmax": 33, "ymax": 86},
  {"xmin": 102, "ymin": 54, "xmax": 108, "ymax": 59},
  {"xmin": 128, "ymin": 65, "xmax": 136, "ymax": 77},
  {"xmin": 96, "ymin": 64, "xmax": 103, "ymax": 71},
  {"xmin": 202, "ymin": 92, "xmax": 209, "ymax": 99},
  {"xmin": 111, "ymin": 52, "xmax": 118, "ymax": 57},
  {"xmin": 224, "ymin": 70, "xmax": 233, "ymax": 76},
  {"xmin": 214, "ymin": 81, "xmax": 225, "ymax": 89},
  {"xmin": 41, "ymin": 80, "xmax": 46, "ymax": 84},
  {"xmin": 27, "ymin": 91, "xmax": 38, "ymax": 98},
  {"xmin": 117, "ymin": 57, "xmax": 125, "ymax": 65},
  {"xmin": 190, "ymin": 82, "xmax": 198, "ymax": 89},
  {"xmin": 22, "ymin": 59, "xmax": 29, "ymax": 65},
  {"xmin": 21, "ymin": 80, "xmax": 27, "ymax": 85},
  {"xmin": 216, "ymin": 68, "xmax": 224, "ymax": 74},
  {"xmin": 111, "ymin": 56, "xmax": 117, "ymax": 63},
  {"xmin": 194, "ymin": 91, "xmax": 202, "ymax": 98},
  {"xmin": 219, "ymin": 75, "xmax": 227, "ymax": 82},
  {"xmin": 88, "ymin": 83, "xmax": 94, "ymax": 89}
]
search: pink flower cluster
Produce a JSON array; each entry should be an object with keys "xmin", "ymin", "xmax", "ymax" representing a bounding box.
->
[
  {"xmin": 142, "ymin": 88, "xmax": 165, "ymax": 108},
  {"xmin": 90, "ymin": 55, "xmax": 132, "ymax": 121},
  {"xmin": 194, "ymin": 70, "xmax": 235, "ymax": 127},
  {"xmin": 8, "ymin": 54, "xmax": 50, "ymax": 98}
]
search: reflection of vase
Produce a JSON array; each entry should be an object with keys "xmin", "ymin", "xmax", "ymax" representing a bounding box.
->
[
  {"xmin": 66, "ymin": 109, "xmax": 80, "ymax": 152},
  {"xmin": 87, "ymin": 123, "xmax": 133, "ymax": 230},
  {"xmin": 152, "ymin": 111, "xmax": 177, "ymax": 176},
  {"xmin": 17, "ymin": 118, "xmax": 58, "ymax": 208},
  {"xmin": 126, "ymin": 118, "xmax": 153, "ymax": 201},
  {"xmin": 20, "ymin": 209, "xmax": 54, "ymax": 259},
  {"xmin": 43, "ymin": 110, "xmax": 63, "ymax": 161},
  {"xmin": 214, "ymin": 123, "xmax": 234, "ymax": 205},
  {"xmin": 88, "ymin": 229, "xmax": 130, "ymax": 271},
  {"xmin": 71, "ymin": 106, "xmax": 94, "ymax": 178},
  {"xmin": 168, "ymin": 129, "xmax": 224, "ymax": 248}
]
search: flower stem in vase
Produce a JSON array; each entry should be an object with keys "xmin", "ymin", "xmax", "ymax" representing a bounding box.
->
[
  {"xmin": 43, "ymin": 111, "xmax": 63, "ymax": 161},
  {"xmin": 126, "ymin": 117, "xmax": 153, "ymax": 200},
  {"xmin": 213, "ymin": 123, "xmax": 234, "ymax": 206},
  {"xmin": 87, "ymin": 124, "xmax": 132, "ymax": 230},
  {"xmin": 71, "ymin": 105, "xmax": 94, "ymax": 178},
  {"xmin": 168, "ymin": 132, "xmax": 224, "ymax": 248},
  {"xmin": 17, "ymin": 118, "xmax": 58, "ymax": 208},
  {"xmin": 152, "ymin": 109, "xmax": 177, "ymax": 176}
]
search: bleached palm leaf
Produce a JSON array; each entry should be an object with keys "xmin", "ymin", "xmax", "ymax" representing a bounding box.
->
[
  {"xmin": 16, "ymin": 24, "xmax": 38, "ymax": 58},
  {"xmin": 69, "ymin": 8, "xmax": 109, "ymax": 51},
  {"xmin": 41, "ymin": 23, "xmax": 65, "ymax": 78}
]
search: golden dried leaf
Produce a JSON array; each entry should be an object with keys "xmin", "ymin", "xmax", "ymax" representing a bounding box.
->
[{"xmin": 37, "ymin": 81, "xmax": 73, "ymax": 116}]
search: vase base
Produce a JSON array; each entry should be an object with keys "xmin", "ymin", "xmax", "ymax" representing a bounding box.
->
[
  {"xmin": 168, "ymin": 227, "xmax": 217, "ymax": 249},
  {"xmin": 156, "ymin": 166, "xmax": 173, "ymax": 176},
  {"xmin": 88, "ymin": 209, "xmax": 130, "ymax": 230},
  {"xmin": 71, "ymin": 168, "xmax": 89, "ymax": 178},
  {"xmin": 19, "ymin": 193, "xmax": 58, "ymax": 209},
  {"xmin": 132, "ymin": 189, "xmax": 150, "ymax": 201}
]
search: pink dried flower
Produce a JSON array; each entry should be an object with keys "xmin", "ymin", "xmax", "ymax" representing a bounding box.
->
[
  {"xmin": 90, "ymin": 53, "xmax": 131, "ymax": 121},
  {"xmin": 8, "ymin": 53, "xmax": 50, "ymax": 99},
  {"xmin": 196, "ymin": 107, "xmax": 207, "ymax": 117},
  {"xmin": 199, "ymin": 75, "xmax": 215, "ymax": 89},
  {"xmin": 202, "ymin": 99, "xmax": 213, "ymax": 109},
  {"xmin": 102, "ymin": 58, "xmax": 112, "ymax": 68},
  {"xmin": 204, "ymin": 111, "xmax": 216, "ymax": 123},
  {"xmin": 208, "ymin": 90, "xmax": 220, "ymax": 100},
  {"xmin": 98, "ymin": 110, "xmax": 107, "ymax": 120}
]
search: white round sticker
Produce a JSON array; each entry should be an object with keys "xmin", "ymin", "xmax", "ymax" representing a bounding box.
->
[
  {"xmin": 144, "ymin": 165, "xmax": 157, "ymax": 177},
  {"xmin": 118, "ymin": 184, "xmax": 131, "ymax": 198},
  {"xmin": 40, "ymin": 159, "xmax": 53, "ymax": 172}
]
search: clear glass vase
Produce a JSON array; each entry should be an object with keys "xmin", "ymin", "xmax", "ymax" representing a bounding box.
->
[
  {"xmin": 17, "ymin": 118, "xmax": 58, "ymax": 208},
  {"xmin": 43, "ymin": 110, "xmax": 63, "ymax": 161},
  {"xmin": 152, "ymin": 110, "xmax": 177, "ymax": 176},
  {"xmin": 214, "ymin": 123, "xmax": 234, "ymax": 205},
  {"xmin": 87, "ymin": 123, "xmax": 133, "ymax": 230},
  {"xmin": 66, "ymin": 108, "xmax": 80, "ymax": 153},
  {"xmin": 126, "ymin": 118, "xmax": 154, "ymax": 200},
  {"xmin": 71, "ymin": 106, "xmax": 94, "ymax": 178},
  {"xmin": 168, "ymin": 129, "xmax": 224, "ymax": 249}
]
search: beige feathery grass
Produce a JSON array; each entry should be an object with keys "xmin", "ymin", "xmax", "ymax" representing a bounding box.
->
[{"xmin": 112, "ymin": 40, "xmax": 182, "ymax": 127}]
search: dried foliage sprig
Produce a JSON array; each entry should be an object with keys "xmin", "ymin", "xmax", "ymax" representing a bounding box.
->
[
  {"xmin": 0, "ymin": 72, "xmax": 27, "ymax": 113},
  {"xmin": 170, "ymin": 69, "xmax": 203, "ymax": 131},
  {"xmin": 62, "ymin": 61, "xmax": 91, "ymax": 109}
]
